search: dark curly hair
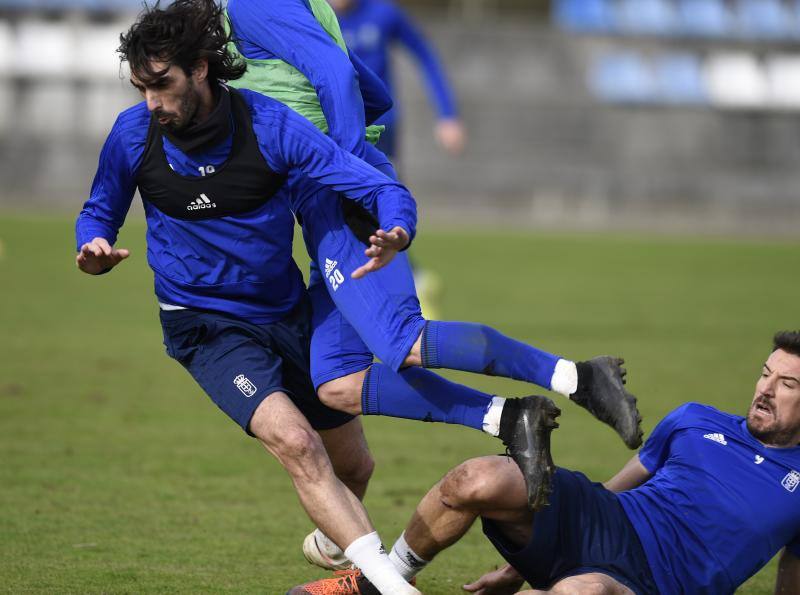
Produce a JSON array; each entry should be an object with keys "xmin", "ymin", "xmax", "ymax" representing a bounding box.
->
[
  {"xmin": 774, "ymin": 331, "xmax": 800, "ymax": 357},
  {"xmin": 118, "ymin": 0, "xmax": 246, "ymax": 85}
]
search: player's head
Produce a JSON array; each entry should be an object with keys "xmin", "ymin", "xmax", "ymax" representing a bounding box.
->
[
  {"xmin": 117, "ymin": 0, "xmax": 245, "ymax": 132},
  {"xmin": 747, "ymin": 331, "xmax": 800, "ymax": 447}
]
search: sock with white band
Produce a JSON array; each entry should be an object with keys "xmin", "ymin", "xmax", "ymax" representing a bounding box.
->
[
  {"xmin": 550, "ymin": 358, "xmax": 578, "ymax": 397},
  {"xmin": 481, "ymin": 396, "xmax": 506, "ymax": 437},
  {"xmin": 389, "ymin": 531, "xmax": 429, "ymax": 581},
  {"xmin": 344, "ymin": 532, "xmax": 418, "ymax": 594}
]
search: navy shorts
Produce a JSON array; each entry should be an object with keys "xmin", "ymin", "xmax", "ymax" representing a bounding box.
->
[
  {"xmin": 159, "ymin": 298, "xmax": 354, "ymax": 435},
  {"xmin": 482, "ymin": 468, "xmax": 659, "ymax": 595}
]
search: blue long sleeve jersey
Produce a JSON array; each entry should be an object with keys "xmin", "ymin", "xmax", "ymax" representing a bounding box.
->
[
  {"xmin": 227, "ymin": 0, "xmax": 392, "ymax": 158},
  {"xmin": 619, "ymin": 403, "xmax": 800, "ymax": 593},
  {"xmin": 337, "ymin": 0, "xmax": 458, "ymax": 126},
  {"xmin": 75, "ymin": 88, "xmax": 416, "ymax": 323}
]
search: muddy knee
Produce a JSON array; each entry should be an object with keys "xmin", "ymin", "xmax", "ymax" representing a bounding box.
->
[{"xmin": 440, "ymin": 458, "xmax": 507, "ymax": 509}]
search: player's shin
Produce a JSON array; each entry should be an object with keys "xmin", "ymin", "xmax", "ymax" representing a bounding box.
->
[
  {"xmin": 420, "ymin": 321, "xmax": 569, "ymax": 391},
  {"xmin": 361, "ymin": 364, "xmax": 492, "ymax": 430}
]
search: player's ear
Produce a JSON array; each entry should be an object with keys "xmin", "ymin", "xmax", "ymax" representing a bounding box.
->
[{"xmin": 191, "ymin": 58, "xmax": 209, "ymax": 84}]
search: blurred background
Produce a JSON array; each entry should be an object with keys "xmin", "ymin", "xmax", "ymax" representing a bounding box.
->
[
  {"xmin": 1, "ymin": 2, "xmax": 799, "ymax": 593},
  {"xmin": 2, "ymin": 0, "xmax": 800, "ymax": 233}
]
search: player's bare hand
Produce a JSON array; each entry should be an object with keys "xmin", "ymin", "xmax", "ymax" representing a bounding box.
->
[
  {"xmin": 435, "ymin": 118, "xmax": 466, "ymax": 156},
  {"xmin": 76, "ymin": 237, "xmax": 130, "ymax": 275},
  {"xmin": 351, "ymin": 226, "xmax": 409, "ymax": 279},
  {"xmin": 462, "ymin": 564, "xmax": 525, "ymax": 595}
]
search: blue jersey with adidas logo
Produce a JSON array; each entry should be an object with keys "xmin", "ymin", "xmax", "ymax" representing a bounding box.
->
[{"xmin": 618, "ymin": 402, "xmax": 800, "ymax": 594}]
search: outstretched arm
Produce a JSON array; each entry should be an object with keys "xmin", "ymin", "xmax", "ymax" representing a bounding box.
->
[
  {"xmin": 603, "ymin": 454, "xmax": 651, "ymax": 493},
  {"xmin": 75, "ymin": 115, "xmax": 139, "ymax": 275},
  {"xmin": 776, "ymin": 548, "xmax": 800, "ymax": 594},
  {"xmin": 256, "ymin": 102, "xmax": 416, "ymax": 276},
  {"xmin": 391, "ymin": 5, "xmax": 465, "ymax": 154}
]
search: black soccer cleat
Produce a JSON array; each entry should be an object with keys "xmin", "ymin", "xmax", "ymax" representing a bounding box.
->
[
  {"xmin": 499, "ymin": 396, "xmax": 561, "ymax": 511},
  {"xmin": 571, "ymin": 356, "xmax": 643, "ymax": 449}
]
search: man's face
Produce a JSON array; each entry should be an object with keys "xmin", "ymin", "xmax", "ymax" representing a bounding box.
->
[
  {"xmin": 130, "ymin": 61, "xmax": 200, "ymax": 133},
  {"xmin": 747, "ymin": 348, "xmax": 800, "ymax": 447}
]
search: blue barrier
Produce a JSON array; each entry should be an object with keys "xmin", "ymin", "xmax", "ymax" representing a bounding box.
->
[
  {"xmin": 655, "ymin": 52, "xmax": 708, "ymax": 104},
  {"xmin": 553, "ymin": 0, "xmax": 616, "ymax": 33},
  {"xmin": 589, "ymin": 52, "xmax": 657, "ymax": 103},
  {"xmin": 735, "ymin": 0, "xmax": 793, "ymax": 40},
  {"xmin": 617, "ymin": 0, "xmax": 678, "ymax": 36}
]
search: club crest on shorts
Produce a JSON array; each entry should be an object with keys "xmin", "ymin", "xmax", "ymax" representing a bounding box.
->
[
  {"xmin": 233, "ymin": 374, "xmax": 257, "ymax": 398},
  {"xmin": 781, "ymin": 470, "xmax": 800, "ymax": 493}
]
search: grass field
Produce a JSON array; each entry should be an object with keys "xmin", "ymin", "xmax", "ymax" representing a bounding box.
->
[{"xmin": 0, "ymin": 213, "xmax": 797, "ymax": 594}]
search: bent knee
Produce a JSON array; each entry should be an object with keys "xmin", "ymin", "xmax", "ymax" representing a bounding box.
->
[
  {"xmin": 551, "ymin": 574, "xmax": 633, "ymax": 595},
  {"xmin": 335, "ymin": 450, "xmax": 375, "ymax": 487},
  {"xmin": 440, "ymin": 457, "xmax": 507, "ymax": 509},
  {"xmin": 318, "ymin": 372, "xmax": 365, "ymax": 414},
  {"xmin": 401, "ymin": 331, "xmax": 423, "ymax": 367},
  {"xmin": 272, "ymin": 425, "xmax": 326, "ymax": 465}
]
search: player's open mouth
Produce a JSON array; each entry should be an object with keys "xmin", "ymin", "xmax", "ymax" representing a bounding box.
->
[{"xmin": 754, "ymin": 401, "xmax": 773, "ymax": 418}]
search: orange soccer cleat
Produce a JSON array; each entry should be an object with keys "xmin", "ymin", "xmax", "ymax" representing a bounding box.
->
[
  {"xmin": 286, "ymin": 569, "xmax": 366, "ymax": 595},
  {"xmin": 286, "ymin": 569, "xmax": 416, "ymax": 595}
]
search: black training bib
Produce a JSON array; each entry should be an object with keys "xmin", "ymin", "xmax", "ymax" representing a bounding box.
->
[{"xmin": 136, "ymin": 88, "xmax": 287, "ymax": 220}]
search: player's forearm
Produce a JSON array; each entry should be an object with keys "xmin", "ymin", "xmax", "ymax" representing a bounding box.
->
[
  {"xmin": 75, "ymin": 208, "xmax": 121, "ymax": 252},
  {"xmin": 603, "ymin": 455, "xmax": 651, "ymax": 493},
  {"xmin": 274, "ymin": 112, "xmax": 417, "ymax": 240},
  {"xmin": 396, "ymin": 13, "xmax": 458, "ymax": 118},
  {"xmin": 341, "ymin": 174, "xmax": 417, "ymax": 243}
]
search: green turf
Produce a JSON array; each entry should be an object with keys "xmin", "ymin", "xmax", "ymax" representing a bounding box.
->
[{"xmin": 1, "ymin": 213, "xmax": 797, "ymax": 593}]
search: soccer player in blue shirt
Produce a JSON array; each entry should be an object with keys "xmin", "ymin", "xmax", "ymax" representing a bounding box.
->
[
  {"xmin": 74, "ymin": 2, "xmax": 422, "ymax": 592},
  {"xmin": 328, "ymin": 0, "xmax": 465, "ymax": 159},
  {"xmin": 327, "ymin": 0, "xmax": 463, "ymax": 324},
  {"xmin": 226, "ymin": 0, "xmax": 643, "ymax": 516},
  {"xmin": 293, "ymin": 330, "xmax": 800, "ymax": 594}
]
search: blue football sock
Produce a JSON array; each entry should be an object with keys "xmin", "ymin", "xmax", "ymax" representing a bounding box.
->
[
  {"xmin": 361, "ymin": 363, "xmax": 492, "ymax": 431},
  {"xmin": 421, "ymin": 321, "xmax": 560, "ymax": 390}
]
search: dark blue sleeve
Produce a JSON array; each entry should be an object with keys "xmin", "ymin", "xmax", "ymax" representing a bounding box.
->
[
  {"xmin": 638, "ymin": 403, "xmax": 694, "ymax": 474},
  {"xmin": 253, "ymin": 101, "xmax": 416, "ymax": 240},
  {"xmin": 350, "ymin": 50, "xmax": 393, "ymax": 125},
  {"xmin": 75, "ymin": 117, "xmax": 140, "ymax": 251},
  {"xmin": 227, "ymin": 0, "xmax": 368, "ymax": 157},
  {"xmin": 390, "ymin": 4, "xmax": 458, "ymax": 119}
]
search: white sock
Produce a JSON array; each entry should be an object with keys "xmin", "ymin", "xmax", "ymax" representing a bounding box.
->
[
  {"xmin": 550, "ymin": 359, "xmax": 578, "ymax": 397},
  {"xmin": 314, "ymin": 528, "xmax": 345, "ymax": 559},
  {"xmin": 389, "ymin": 531, "xmax": 429, "ymax": 581},
  {"xmin": 344, "ymin": 532, "xmax": 419, "ymax": 594},
  {"xmin": 481, "ymin": 396, "xmax": 506, "ymax": 437}
]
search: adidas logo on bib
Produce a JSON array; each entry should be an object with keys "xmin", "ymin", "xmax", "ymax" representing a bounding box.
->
[
  {"xmin": 703, "ymin": 432, "xmax": 727, "ymax": 446},
  {"xmin": 187, "ymin": 193, "xmax": 217, "ymax": 211}
]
